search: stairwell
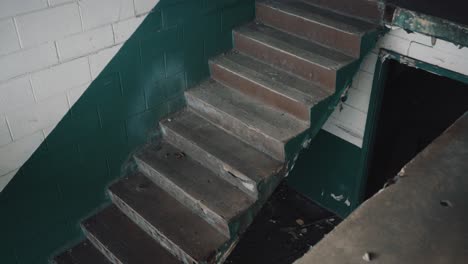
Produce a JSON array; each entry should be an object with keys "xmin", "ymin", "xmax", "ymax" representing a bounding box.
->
[{"xmin": 53, "ymin": 0, "xmax": 383, "ymax": 263}]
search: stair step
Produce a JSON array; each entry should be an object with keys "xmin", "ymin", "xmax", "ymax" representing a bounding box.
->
[
  {"xmin": 256, "ymin": 0, "xmax": 378, "ymax": 57},
  {"xmin": 161, "ymin": 109, "xmax": 284, "ymax": 198},
  {"xmin": 234, "ymin": 22, "xmax": 355, "ymax": 91},
  {"xmin": 134, "ymin": 142, "xmax": 255, "ymax": 237},
  {"xmin": 210, "ymin": 51, "xmax": 331, "ymax": 121},
  {"xmin": 185, "ymin": 79, "xmax": 308, "ymax": 161},
  {"xmin": 109, "ymin": 173, "xmax": 229, "ymax": 264},
  {"xmin": 53, "ymin": 240, "xmax": 110, "ymax": 264},
  {"xmin": 81, "ymin": 206, "xmax": 180, "ymax": 264},
  {"xmin": 302, "ymin": 0, "xmax": 384, "ymax": 24}
]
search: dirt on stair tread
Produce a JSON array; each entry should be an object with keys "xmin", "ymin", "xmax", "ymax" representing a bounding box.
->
[
  {"xmin": 135, "ymin": 142, "xmax": 256, "ymax": 222},
  {"xmin": 258, "ymin": 0, "xmax": 377, "ymax": 34},
  {"xmin": 161, "ymin": 109, "xmax": 283, "ymax": 185},
  {"xmin": 53, "ymin": 240, "xmax": 111, "ymax": 264},
  {"xmin": 81, "ymin": 205, "xmax": 181, "ymax": 264},
  {"xmin": 186, "ymin": 79, "xmax": 309, "ymax": 143},
  {"xmin": 235, "ymin": 22, "xmax": 354, "ymax": 70},
  {"xmin": 212, "ymin": 51, "xmax": 331, "ymax": 106},
  {"xmin": 109, "ymin": 173, "xmax": 229, "ymax": 262}
]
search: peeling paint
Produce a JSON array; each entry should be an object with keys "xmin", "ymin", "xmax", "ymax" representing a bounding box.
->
[
  {"xmin": 392, "ymin": 8, "xmax": 468, "ymax": 48},
  {"xmin": 344, "ymin": 199, "xmax": 351, "ymax": 207},
  {"xmin": 330, "ymin": 193, "xmax": 344, "ymax": 202},
  {"xmin": 241, "ymin": 181, "xmax": 255, "ymax": 192}
]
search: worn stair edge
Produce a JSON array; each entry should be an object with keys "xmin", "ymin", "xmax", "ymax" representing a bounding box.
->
[
  {"xmin": 210, "ymin": 52, "xmax": 332, "ymax": 122},
  {"xmin": 109, "ymin": 173, "xmax": 230, "ymax": 264},
  {"xmin": 134, "ymin": 142, "xmax": 255, "ymax": 237},
  {"xmin": 234, "ymin": 23, "xmax": 354, "ymax": 91},
  {"xmin": 161, "ymin": 109, "xmax": 284, "ymax": 199},
  {"xmin": 81, "ymin": 205, "xmax": 180, "ymax": 264},
  {"xmin": 302, "ymin": 0, "xmax": 385, "ymax": 24},
  {"xmin": 186, "ymin": 80, "xmax": 309, "ymax": 161},
  {"xmin": 256, "ymin": 0, "xmax": 377, "ymax": 58},
  {"xmin": 52, "ymin": 240, "xmax": 111, "ymax": 264}
]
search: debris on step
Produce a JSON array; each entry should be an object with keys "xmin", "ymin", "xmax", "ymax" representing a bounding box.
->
[
  {"xmin": 296, "ymin": 218, "xmax": 305, "ymax": 226},
  {"xmin": 362, "ymin": 252, "xmax": 373, "ymax": 262}
]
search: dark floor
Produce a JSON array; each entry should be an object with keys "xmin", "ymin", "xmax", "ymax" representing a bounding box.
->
[
  {"xmin": 225, "ymin": 182, "xmax": 340, "ymax": 264},
  {"xmin": 388, "ymin": 0, "xmax": 468, "ymax": 26}
]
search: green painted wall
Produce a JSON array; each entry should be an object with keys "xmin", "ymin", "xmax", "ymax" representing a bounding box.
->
[
  {"xmin": 0, "ymin": 0, "xmax": 255, "ymax": 263},
  {"xmin": 287, "ymin": 130, "xmax": 363, "ymax": 217}
]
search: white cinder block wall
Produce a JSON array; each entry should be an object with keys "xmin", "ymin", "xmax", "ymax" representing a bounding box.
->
[
  {"xmin": 323, "ymin": 26, "xmax": 468, "ymax": 147},
  {"xmin": 0, "ymin": 0, "xmax": 159, "ymax": 191}
]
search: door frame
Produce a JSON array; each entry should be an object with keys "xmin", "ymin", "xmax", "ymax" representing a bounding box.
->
[{"xmin": 355, "ymin": 49, "xmax": 468, "ymax": 203}]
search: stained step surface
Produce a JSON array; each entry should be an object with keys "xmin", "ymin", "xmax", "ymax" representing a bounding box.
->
[
  {"xmin": 135, "ymin": 141, "xmax": 255, "ymax": 236},
  {"xmin": 53, "ymin": 240, "xmax": 110, "ymax": 264},
  {"xmin": 109, "ymin": 173, "xmax": 229, "ymax": 264},
  {"xmin": 257, "ymin": 0, "xmax": 377, "ymax": 57},
  {"xmin": 210, "ymin": 51, "xmax": 331, "ymax": 121},
  {"xmin": 82, "ymin": 206, "xmax": 181, "ymax": 264},
  {"xmin": 234, "ymin": 23, "xmax": 355, "ymax": 90},
  {"xmin": 161, "ymin": 109, "xmax": 283, "ymax": 198},
  {"xmin": 185, "ymin": 79, "xmax": 309, "ymax": 160},
  {"xmin": 302, "ymin": 0, "xmax": 384, "ymax": 24}
]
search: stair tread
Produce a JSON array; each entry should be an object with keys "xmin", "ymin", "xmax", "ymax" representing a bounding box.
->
[
  {"xmin": 301, "ymin": 0, "xmax": 383, "ymax": 24},
  {"xmin": 109, "ymin": 173, "xmax": 229, "ymax": 261},
  {"xmin": 53, "ymin": 240, "xmax": 110, "ymax": 264},
  {"xmin": 212, "ymin": 51, "xmax": 331, "ymax": 107},
  {"xmin": 187, "ymin": 79, "xmax": 308, "ymax": 143},
  {"xmin": 82, "ymin": 206, "xmax": 181, "ymax": 264},
  {"xmin": 259, "ymin": 0, "xmax": 377, "ymax": 35},
  {"xmin": 235, "ymin": 22, "xmax": 354, "ymax": 70},
  {"xmin": 136, "ymin": 142, "xmax": 255, "ymax": 221},
  {"xmin": 161, "ymin": 109, "xmax": 283, "ymax": 184}
]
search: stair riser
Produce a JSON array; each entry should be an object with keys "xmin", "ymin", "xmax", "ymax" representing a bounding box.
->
[
  {"xmin": 81, "ymin": 227, "xmax": 123, "ymax": 264},
  {"xmin": 161, "ymin": 123, "xmax": 259, "ymax": 199},
  {"xmin": 234, "ymin": 31, "xmax": 337, "ymax": 92},
  {"xmin": 185, "ymin": 92, "xmax": 286, "ymax": 161},
  {"xmin": 210, "ymin": 61, "xmax": 310, "ymax": 121},
  {"xmin": 256, "ymin": 2, "xmax": 362, "ymax": 58},
  {"xmin": 135, "ymin": 156, "xmax": 231, "ymax": 237},
  {"xmin": 108, "ymin": 191, "xmax": 199, "ymax": 264},
  {"xmin": 303, "ymin": 0, "xmax": 383, "ymax": 24}
]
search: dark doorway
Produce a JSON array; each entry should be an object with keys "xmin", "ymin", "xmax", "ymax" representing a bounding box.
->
[{"xmin": 365, "ymin": 60, "xmax": 468, "ymax": 198}]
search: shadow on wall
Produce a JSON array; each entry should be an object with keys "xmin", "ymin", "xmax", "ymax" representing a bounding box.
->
[{"xmin": 0, "ymin": 0, "xmax": 255, "ymax": 263}]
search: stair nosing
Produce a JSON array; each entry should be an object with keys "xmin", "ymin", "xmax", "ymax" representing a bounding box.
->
[
  {"xmin": 160, "ymin": 120, "xmax": 261, "ymax": 198},
  {"xmin": 81, "ymin": 206, "xmax": 181, "ymax": 264},
  {"xmin": 234, "ymin": 23, "xmax": 355, "ymax": 71},
  {"xmin": 135, "ymin": 153, "xmax": 232, "ymax": 237},
  {"xmin": 161, "ymin": 109, "xmax": 284, "ymax": 188},
  {"xmin": 82, "ymin": 224, "xmax": 124, "ymax": 264},
  {"xmin": 257, "ymin": 0, "xmax": 376, "ymax": 35},
  {"xmin": 211, "ymin": 53, "xmax": 331, "ymax": 108},
  {"xmin": 134, "ymin": 142, "xmax": 256, "ymax": 236},
  {"xmin": 186, "ymin": 81, "xmax": 309, "ymax": 145},
  {"xmin": 108, "ymin": 175, "xmax": 229, "ymax": 263}
]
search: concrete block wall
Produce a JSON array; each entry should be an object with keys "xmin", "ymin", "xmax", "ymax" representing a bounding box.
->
[
  {"xmin": 0, "ymin": 1, "xmax": 255, "ymax": 262},
  {"xmin": 0, "ymin": 0, "xmax": 159, "ymax": 191},
  {"xmin": 323, "ymin": 26, "xmax": 468, "ymax": 147}
]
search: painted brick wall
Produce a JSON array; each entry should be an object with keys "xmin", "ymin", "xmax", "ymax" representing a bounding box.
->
[
  {"xmin": 0, "ymin": 0, "xmax": 158, "ymax": 191},
  {"xmin": 0, "ymin": 0, "xmax": 255, "ymax": 263},
  {"xmin": 322, "ymin": 26, "xmax": 468, "ymax": 147}
]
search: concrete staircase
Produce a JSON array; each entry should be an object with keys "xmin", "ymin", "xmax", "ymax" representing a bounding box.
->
[{"xmin": 53, "ymin": 0, "xmax": 383, "ymax": 263}]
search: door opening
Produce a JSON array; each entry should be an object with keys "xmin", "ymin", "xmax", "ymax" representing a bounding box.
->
[{"xmin": 365, "ymin": 60, "xmax": 468, "ymax": 198}]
